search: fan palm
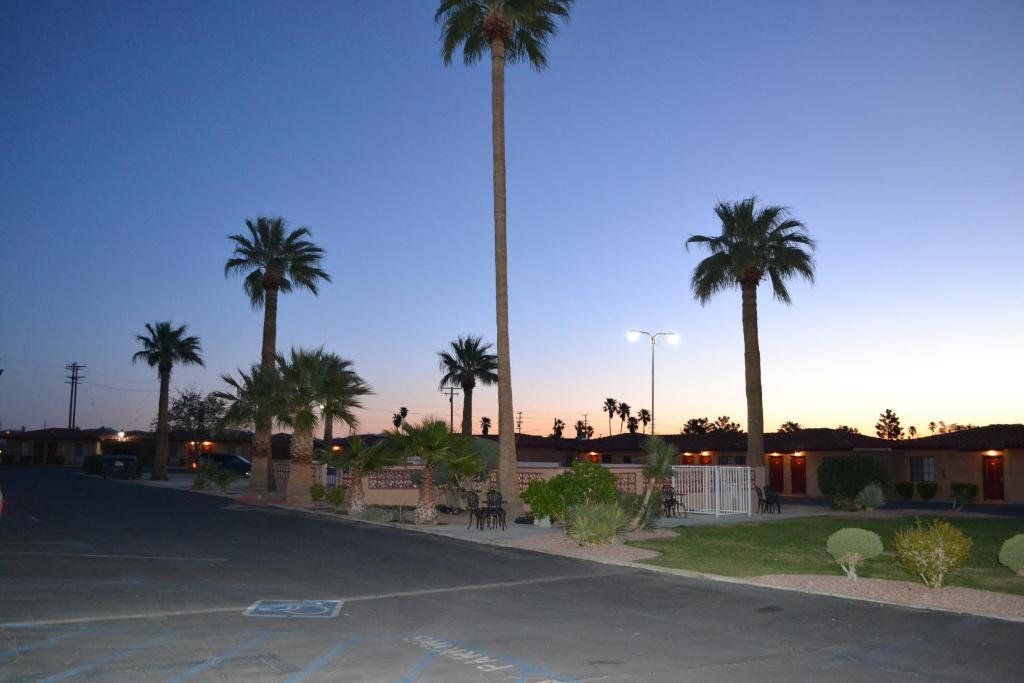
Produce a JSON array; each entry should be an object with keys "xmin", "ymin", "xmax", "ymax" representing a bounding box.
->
[
  {"xmin": 381, "ymin": 418, "xmax": 481, "ymax": 524},
  {"xmin": 132, "ymin": 322, "xmax": 204, "ymax": 480},
  {"xmin": 342, "ymin": 435, "xmax": 398, "ymax": 516},
  {"xmin": 392, "ymin": 407, "xmax": 409, "ymax": 429},
  {"xmin": 436, "ymin": 0, "xmax": 573, "ymax": 515},
  {"xmin": 438, "ymin": 335, "xmax": 498, "ymax": 435},
  {"xmin": 687, "ymin": 197, "xmax": 816, "ymax": 465},
  {"xmin": 275, "ymin": 347, "xmax": 369, "ymax": 505},
  {"xmin": 617, "ymin": 402, "xmax": 631, "ymax": 434},
  {"xmin": 320, "ymin": 353, "xmax": 372, "ymax": 455},
  {"xmin": 637, "ymin": 409, "xmax": 652, "ymax": 434},
  {"xmin": 215, "ymin": 364, "xmax": 281, "ymax": 479},
  {"xmin": 480, "ymin": 416, "xmax": 492, "ymax": 435},
  {"xmin": 224, "ymin": 216, "xmax": 330, "ymax": 494},
  {"xmin": 602, "ymin": 398, "xmax": 618, "ymax": 437},
  {"xmin": 629, "ymin": 436, "xmax": 679, "ymax": 531}
]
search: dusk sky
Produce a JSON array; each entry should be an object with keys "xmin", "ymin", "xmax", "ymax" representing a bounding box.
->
[{"xmin": 1, "ymin": 0, "xmax": 1021, "ymax": 437}]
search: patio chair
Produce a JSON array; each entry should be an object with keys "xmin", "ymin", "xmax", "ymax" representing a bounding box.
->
[
  {"xmin": 464, "ymin": 491, "xmax": 488, "ymax": 530},
  {"xmin": 661, "ymin": 484, "xmax": 685, "ymax": 518},
  {"xmin": 485, "ymin": 489, "xmax": 507, "ymax": 531},
  {"xmin": 754, "ymin": 485, "xmax": 767, "ymax": 514},
  {"xmin": 762, "ymin": 485, "xmax": 782, "ymax": 514}
]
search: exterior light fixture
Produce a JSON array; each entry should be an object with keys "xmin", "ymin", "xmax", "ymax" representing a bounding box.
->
[
  {"xmin": 626, "ymin": 329, "xmax": 679, "ymax": 435},
  {"xmin": 117, "ymin": 431, "xmax": 125, "ymax": 440}
]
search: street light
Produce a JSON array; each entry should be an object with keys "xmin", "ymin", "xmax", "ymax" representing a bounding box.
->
[{"xmin": 627, "ymin": 329, "xmax": 679, "ymax": 435}]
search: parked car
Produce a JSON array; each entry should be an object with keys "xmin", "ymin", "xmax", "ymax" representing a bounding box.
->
[{"xmin": 201, "ymin": 453, "xmax": 251, "ymax": 478}]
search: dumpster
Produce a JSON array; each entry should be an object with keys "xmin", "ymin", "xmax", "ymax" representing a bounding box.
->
[{"xmin": 102, "ymin": 454, "xmax": 139, "ymax": 479}]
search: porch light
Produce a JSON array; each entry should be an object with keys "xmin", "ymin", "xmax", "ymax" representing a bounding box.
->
[
  {"xmin": 701, "ymin": 451, "xmax": 711, "ymax": 456},
  {"xmin": 331, "ymin": 445, "xmax": 342, "ymax": 452},
  {"xmin": 985, "ymin": 450, "xmax": 1002, "ymax": 456},
  {"xmin": 117, "ymin": 431, "xmax": 125, "ymax": 440},
  {"xmin": 793, "ymin": 451, "xmax": 805, "ymax": 457}
]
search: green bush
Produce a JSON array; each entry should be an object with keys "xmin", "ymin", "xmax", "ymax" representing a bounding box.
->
[
  {"xmin": 817, "ymin": 456, "xmax": 890, "ymax": 507},
  {"xmin": 523, "ymin": 462, "xmax": 617, "ymax": 522},
  {"xmin": 894, "ymin": 481, "xmax": 914, "ymax": 500},
  {"xmin": 894, "ymin": 519, "xmax": 972, "ymax": 588},
  {"xmin": 213, "ymin": 467, "xmax": 238, "ymax": 493},
  {"xmin": 916, "ymin": 482, "xmax": 938, "ymax": 501},
  {"xmin": 193, "ymin": 462, "xmax": 217, "ymax": 490},
  {"xmin": 855, "ymin": 483, "xmax": 885, "ymax": 511},
  {"xmin": 82, "ymin": 455, "xmax": 104, "ymax": 476},
  {"xmin": 825, "ymin": 528, "xmax": 884, "ymax": 579},
  {"xmin": 325, "ymin": 486, "xmax": 345, "ymax": 511},
  {"xmin": 309, "ymin": 483, "xmax": 326, "ymax": 502},
  {"xmin": 564, "ymin": 502, "xmax": 630, "ymax": 545},
  {"xmin": 998, "ymin": 535, "xmax": 1024, "ymax": 576},
  {"xmin": 616, "ymin": 489, "xmax": 663, "ymax": 531},
  {"xmin": 951, "ymin": 483, "xmax": 978, "ymax": 509}
]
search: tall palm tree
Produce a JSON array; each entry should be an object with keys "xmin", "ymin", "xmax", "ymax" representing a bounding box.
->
[
  {"xmin": 132, "ymin": 322, "xmax": 204, "ymax": 480},
  {"xmin": 687, "ymin": 197, "xmax": 816, "ymax": 465},
  {"xmin": 629, "ymin": 436, "xmax": 679, "ymax": 531},
  {"xmin": 480, "ymin": 416, "xmax": 492, "ymax": 435},
  {"xmin": 224, "ymin": 216, "xmax": 330, "ymax": 494},
  {"xmin": 438, "ymin": 335, "xmax": 498, "ymax": 435},
  {"xmin": 637, "ymin": 408, "xmax": 652, "ymax": 434},
  {"xmin": 436, "ymin": 0, "xmax": 573, "ymax": 515},
  {"xmin": 392, "ymin": 407, "xmax": 409, "ymax": 429},
  {"xmin": 275, "ymin": 347, "xmax": 369, "ymax": 505},
  {"xmin": 602, "ymin": 398, "xmax": 618, "ymax": 437},
  {"xmin": 381, "ymin": 417, "xmax": 481, "ymax": 524},
  {"xmin": 617, "ymin": 402, "xmax": 631, "ymax": 434},
  {"xmin": 342, "ymin": 435, "xmax": 398, "ymax": 516},
  {"xmin": 320, "ymin": 353, "xmax": 372, "ymax": 454}
]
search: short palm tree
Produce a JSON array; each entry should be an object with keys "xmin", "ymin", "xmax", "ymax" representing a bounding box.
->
[
  {"xmin": 617, "ymin": 402, "xmax": 631, "ymax": 434},
  {"xmin": 381, "ymin": 417, "xmax": 481, "ymax": 524},
  {"xmin": 602, "ymin": 398, "xmax": 618, "ymax": 437},
  {"xmin": 224, "ymin": 216, "xmax": 330, "ymax": 494},
  {"xmin": 320, "ymin": 353, "xmax": 372, "ymax": 454},
  {"xmin": 132, "ymin": 322, "xmax": 204, "ymax": 480},
  {"xmin": 637, "ymin": 409, "xmax": 652, "ymax": 434},
  {"xmin": 436, "ymin": 0, "xmax": 573, "ymax": 516},
  {"xmin": 438, "ymin": 335, "xmax": 498, "ymax": 435},
  {"xmin": 480, "ymin": 416, "xmax": 492, "ymax": 435},
  {"xmin": 629, "ymin": 436, "xmax": 679, "ymax": 531},
  {"xmin": 392, "ymin": 407, "xmax": 409, "ymax": 429},
  {"xmin": 687, "ymin": 197, "xmax": 816, "ymax": 465},
  {"xmin": 275, "ymin": 347, "xmax": 369, "ymax": 505},
  {"xmin": 215, "ymin": 364, "xmax": 281, "ymax": 479},
  {"xmin": 549, "ymin": 418, "xmax": 565, "ymax": 439},
  {"xmin": 342, "ymin": 435, "xmax": 398, "ymax": 516}
]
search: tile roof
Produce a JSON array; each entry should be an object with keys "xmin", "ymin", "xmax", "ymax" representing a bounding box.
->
[{"xmin": 896, "ymin": 424, "xmax": 1024, "ymax": 450}]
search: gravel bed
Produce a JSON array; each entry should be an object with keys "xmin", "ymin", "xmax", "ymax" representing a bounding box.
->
[
  {"xmin": 501, "ymin": 528, "xmax": 676, "ymax": 563},
  {"xmin": 750, "ymin": 574, "xmax": 1024, "ymax": 621}
]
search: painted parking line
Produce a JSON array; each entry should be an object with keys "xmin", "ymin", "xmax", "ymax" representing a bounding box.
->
[
  {"xmin": 165, "ymin": 633, "xmax": 269, "ymax": 683},
  {"xmin": 0, "ymin": 628, "xmax": 88, "ymax": 660},
  {"xmin": 39, "ymin": 631, "xmax": 179, "ymax": 683},
  {"xmin": 400, "ymin": 650, "xmax": 440, "ymax": 683},
  {"xmin": 284, "ymin": 635, "xmax": 361, "ymax": 683},
  {"xmin": 0, "ymin": 552, "xmax": 227, "ymax": 562}
]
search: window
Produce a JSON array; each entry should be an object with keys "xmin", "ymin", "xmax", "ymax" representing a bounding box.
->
[
  {"xmin": 910, "ymin": 456, "xmax": 935, "ymax": 483},
  {"xmin": 718, "ymin": 455, "xmax": 747, "ymax": 466}
]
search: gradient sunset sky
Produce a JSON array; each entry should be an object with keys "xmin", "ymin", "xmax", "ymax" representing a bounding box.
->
[{"xmin": 1, "ymin": 0, "xmax": 1021, "ymax": 437}]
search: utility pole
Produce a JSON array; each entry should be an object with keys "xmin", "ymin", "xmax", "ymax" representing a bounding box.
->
[
  {"xmin": 515, "ymin": 411, "xmax": 523, "ymax": 436},
  {"xmin": 65, "ymin": 362, "xmax": 85, "ymax": 429},
  {"xmin": 441, "ymin": 385, "xmax": 460, "ymax": 432}
]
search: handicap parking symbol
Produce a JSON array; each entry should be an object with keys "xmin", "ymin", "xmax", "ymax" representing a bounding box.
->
[{"xmin": 244, "ymin": 599, "xmax": 343, "ymax": 618}]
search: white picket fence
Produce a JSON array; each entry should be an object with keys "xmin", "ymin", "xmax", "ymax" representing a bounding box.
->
[{"xmin": 671, "ymin": 465, "xmax": 753, "ymax": 517}]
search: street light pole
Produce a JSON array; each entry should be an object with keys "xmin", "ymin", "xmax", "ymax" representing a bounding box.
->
[{"xmin": 628, "ymin": 330, "xmax": 678, "ymax": 436}]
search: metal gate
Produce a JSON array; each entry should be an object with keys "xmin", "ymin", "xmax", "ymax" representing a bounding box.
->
[{"xmin": 671, "ymin": 465, "xmax": 752, "ymax": 517}]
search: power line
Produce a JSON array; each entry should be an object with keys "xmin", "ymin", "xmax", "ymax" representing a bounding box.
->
[
  {"xmin": 440, "ymin": 386, "xmax": 460, "ymax": 431},
  {"xmin": 65, "ymin": 362, "xmax": 85, "ymax": 429}
]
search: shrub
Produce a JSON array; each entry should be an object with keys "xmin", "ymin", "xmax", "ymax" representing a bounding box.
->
[
  {"xmin": 894, "ymin": 481, "xmax": 914, "ymax": 500},
  {"xmin": 817, "ymin": 456, "xmax": 890, "ymax": 507},
  {"xmin": 617, "ymin": 489, "xmax": 663, "ymax": 531},
  {"xmin": 360, "ymin": 506, "xmax": 394, "ymax": 523},
  {"xmin": 214, "ymin": 468, "xmax": 238, "ymax": 492},
  {"xmin": 325, "ymin": 486, "xmax": 345, "ymax": 511},
  {"xmin": 998, "ymin": 535, "xmax": 1024, "ymax": 576},
  {"xmin": 894, "ymin": 519, "xmax": 972, "ymax": 588},
  {"xmin": 523, "ymin": 462, "xmax": 617, "ymax": 522},
  {"xmin": 193, "ymin": 462, "xmax": 217, "ymax": 490},
  {"xmin": 826, "ymin": 528, "xmax": 884, "ymax": 579},
  {"xmin": 916, "ymin": 482, "xmax": 938, "ymax": 501},
  {"xmin": 951, "ymin": 483, "xmax": 978, "ymax": 510},
  {"xmin": 309, "ymin": 483, "xmax": 326, "ymax": 502},
  {"xmin": 855, "ymin": 483, "xmax": 886, "ymax": 511},
  {"xmin": 564, "ymin": 502, "xmax": 629, "ymax": 545},
  {"xmin": 82, "ymin": 455, "xmax": 104, "ymax": 476}
]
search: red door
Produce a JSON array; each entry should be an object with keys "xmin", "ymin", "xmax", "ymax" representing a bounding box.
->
[
  {"xmin": 768, "ymin": 456, "xmax": 784, "ymax": 493},
  {"xmin": 790, "ymin": 456, "xmax": 806, "ymax": 495},
  {"xmin": 700, "ymin": 453, "xmax": 713, "ymax": 466},
  {"xmin": 682, "ymin": 453, "xmax": 695, "ymax": 465},
  {"xmin": 983, "ymin": 456, "xmax": 1004, "ymax": 500}
]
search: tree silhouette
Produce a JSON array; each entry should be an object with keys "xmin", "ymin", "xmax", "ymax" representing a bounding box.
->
[
  {"xmin": 616, "ymin": 403, "xmax": 632, "ymax": 434},
  {"xmin": 549, "ymin": 418, "xmax": 566, "ymax": 439},
  {"xmin": 637, "ymin": 408, "xmax": 651, "ymax": 434},
  {"xmin": 835, "ymin": 425, "xmax": 861, "ymax": 434},
  {"xmin": 779, "ymin": 421, "xmax": 803, "ymax": 433},
  {"xmin": 602, "ymin": 398, "xmax": 618, "ymax": 437},
  {"xmin": 480, "ymin": 416, "xmax": 492, "ymax": 435},
  {"xmin": 627, "ymin": 416, "xmax": 639, "ymax": 434},
  {"xmin": 710, "ymin": 416, "xmax": 742, "ymax": 433},
  {"xmin": 875, "ymin": 409, "xmax": 903, "ymax": 440},
  {"xmin": 392, "ymin": 407, "xmax": 408, "ymax": 429},
  {"xmin": 682, "ymin": 417, "xmax": 711, "ymax": 435}
]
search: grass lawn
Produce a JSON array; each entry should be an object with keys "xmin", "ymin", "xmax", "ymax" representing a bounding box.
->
[{"xmin": 632, "ymin": 516, "xmax": 1024, "ymax": 595}]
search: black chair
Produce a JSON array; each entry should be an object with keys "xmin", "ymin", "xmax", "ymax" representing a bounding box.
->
[
  {"xmin": 760, "ymin": 485, "xmax": 781, "ymax": 514},
  {"xmin": 485, "ymin": 489, "xmax": 507, "ymax": 531},
  {"xmin": 464, "ymin": 491, "xmax": 488, "ymax": 530},
  {"xmin": 754, "ymin": 485, "xmax": 767, "ymax": 514},
  {"xmin": 661, "ymin": 484, "xmax": 684, "ymax": 518}
]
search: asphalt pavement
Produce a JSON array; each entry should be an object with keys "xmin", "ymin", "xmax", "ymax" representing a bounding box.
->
[{"xmin": 1, "ymin": 467, "xmax": 1021, "ymax": 682}]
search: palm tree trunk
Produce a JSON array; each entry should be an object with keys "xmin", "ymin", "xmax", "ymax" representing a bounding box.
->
[
  {"xmin": 460, "ymin": 386, "xmax": 473, "ymax": 435},
  {"xmin": 322, "ymin": 411, "xmax": 333, "ymax": 454},
  {"xmin": 285, "ymin": 426, "xmax": 314, "ymax": 506},
  {"xmin": 416, "ymin": 462, "xmax": 436, "ymax": 524},
  {"xmin": 490, "ymin": 36, "xmax": 521, "ymax": 517},
  {"xmin": 252, "ymin": 285, "xmax": 279, "ymax": 494},
  {"xmin": 741, "ymin": 281, "xmax": 765, "ymax": 466},
  {"xmin": 152, "ymin": 369, "xmax": 171, "ymax": 480},
  {"xmin": 348, "ymin": 467, "xmax": 366, "ymax": 516}
]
